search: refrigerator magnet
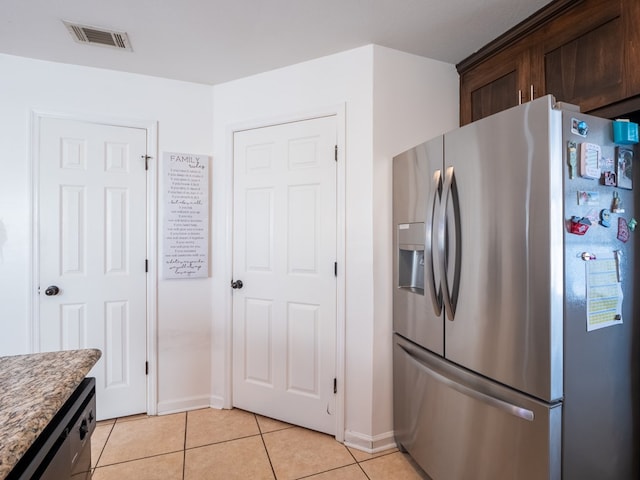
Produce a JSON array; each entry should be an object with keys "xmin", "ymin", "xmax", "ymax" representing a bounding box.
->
[
  {"xmin": 616, "ymin": 147, "xmax": 633, "ymax": 190},
  {"xmin": 577, "ymin": 191, "xmax": 599, "ymax": 206},
  {"xmin": 571, "ymin": 118, "xmax": 589, "ymax": 137},
  {"xmin": 600, "ymin": 209, "xmax": 612, "ymax": 227},
  {"xmin": 603, "ymin": 171, "xmax": 617, "ymax": 186},
  {"xmin": 618, "ymin": 218, "xmax": 630, "ymax": 242},
  {"xmin": 628, "ymin": 218, "xmax": 637, "ymax": 232},
  {"xmin": 568, "ymin": 141, "xmax": 578, "ymax": 179},
  {"xmin": 580, "ymin": 143, "xmax": 601, "ymax": 179},
  {"xmin": 611, "ymin": 191, "xmax": 624, "ymax": 213},
  {"xmin": 569, "ymin": 216, "xmax": 591, "ymax": 235}
]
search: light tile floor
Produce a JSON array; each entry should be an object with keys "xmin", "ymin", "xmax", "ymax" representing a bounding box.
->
[{"xmin": 91, "ymin": 408, "xmax": 429, "ymax": 480}]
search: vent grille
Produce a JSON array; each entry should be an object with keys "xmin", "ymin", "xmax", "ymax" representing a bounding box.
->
[{"xmin": 63, "ymin": 21, "xmax": 132, "ymax": 51}]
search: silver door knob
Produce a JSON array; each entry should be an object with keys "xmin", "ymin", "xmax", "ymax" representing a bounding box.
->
[{"xmin": 45, "ymin": 285, "xmax": 60, "ymax": 296}]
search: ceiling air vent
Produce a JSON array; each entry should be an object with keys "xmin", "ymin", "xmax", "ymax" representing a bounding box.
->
[{"xmin": 63, "ymin": 21, "xmax": 133, "ymax": 51}]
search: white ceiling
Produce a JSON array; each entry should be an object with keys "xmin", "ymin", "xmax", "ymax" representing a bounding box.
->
[{"xmin": 1, "ymin": 0, "xmax": 553, "ymax": 85}]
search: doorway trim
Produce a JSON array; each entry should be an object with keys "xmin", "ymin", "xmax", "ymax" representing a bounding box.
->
[
  {"xmin": 223, "ymin": 104, "xmax": 346, "ymax": 441},
  {"xmin": 29, "ymin": 110, "xmax": 159, "ymax": 415}
]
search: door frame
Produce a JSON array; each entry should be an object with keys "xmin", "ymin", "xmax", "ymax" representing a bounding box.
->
[
  {"xmin": 29, "ymin": 110, "xmax": 159, "ymax": 416},
  {"xmin": 224, "ymin": 104, "xmax": 346, "ymax": 441}
]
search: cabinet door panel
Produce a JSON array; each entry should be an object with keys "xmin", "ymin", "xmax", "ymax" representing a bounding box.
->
[
  {"xmin": 460, "ymin": 47, "xmax": 530, "ymax": 125},
  {"xmin": 470, "ymin": 70, "xmax": 519, "ymax": 123},
  {"xmin": 545, "ymin": 16, "xmax": 623, "ymax": 111}
]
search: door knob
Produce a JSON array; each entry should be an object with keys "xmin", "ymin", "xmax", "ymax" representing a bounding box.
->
[
  {"xmin": 44, "ymin": 285, "xmax": 60, "ymax": 296},
  {"xmin": 231, "ymin": 280, "xmax": 243, "ymax": 289}
]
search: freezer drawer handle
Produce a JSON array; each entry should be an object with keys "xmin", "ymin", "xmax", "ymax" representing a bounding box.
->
[{"xmin": 399, "ymin": 343, "xmax": 535, "ymax": 422}]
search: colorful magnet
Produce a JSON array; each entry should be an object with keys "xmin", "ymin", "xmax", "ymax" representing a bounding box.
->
[
  {"xmin": 611, "ymin": 191, "xmax": 624, "ymax": 213},
  {"xmin": 603, "ymin": 171, "xmax": 617, "ymax": 186},
  {"xmin": 571, "ymin": 118, "xmax": 589, "ymax": 137},
  {"xmin": 618, "ymin": 218, "xmax": 630, "ymax": 242},
  {"xmin": 568, "ymin": 141, "xmax": 577, "ymax": 179},
  {"xmin": 570, "ymin": 216, "xmax": 591, "ymax": 235},
  {"xmin": 577, "ymin": 191, "xmax": 599, "ymax": 206},
  {"xmin": 628, "ymin": 218, "xmax": 637, "ymax": 232},
  {"xmin": 581, "ymin": 252, "xmax": 597, "ymax": 261},
  {"xmin": 600, "ymin": 209, "xmax": 611, "ymax": 227}
]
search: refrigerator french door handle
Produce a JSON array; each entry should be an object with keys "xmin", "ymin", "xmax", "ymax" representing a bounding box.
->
[
  {"xmin": 425, "ymin": 169, "xmax": 443, "ymax": 315},
  {"xmin": 438, "ymin": 166, "xmax": 462, "ymax": 321},
  {"xmin": 398, "ymin": 343, "xmax": 535, "ymax": 422}
]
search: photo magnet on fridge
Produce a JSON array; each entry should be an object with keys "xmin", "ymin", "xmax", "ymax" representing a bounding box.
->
[{"xmin": 616, "ymin": 147, "xmax": 633, "ymax": 190}]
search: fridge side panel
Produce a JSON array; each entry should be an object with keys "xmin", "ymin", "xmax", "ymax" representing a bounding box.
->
[
  {"xmin": 393, "ymin": 334, "xmax": 561, "ymax": 480},
  {"xmin": 442, "ymin": 95, "xmax": 564, "ymax": 402},
  {"xmin": 393, "ymin": 138, "xmax": 444, "ymax": 355},
  {"xmin": 561, "ymin": 111, "xmax": 639, "ymax": 479}
]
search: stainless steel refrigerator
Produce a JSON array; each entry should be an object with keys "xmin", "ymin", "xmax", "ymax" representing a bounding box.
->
[{"xmin": 392, "ymin": 95, "xmax": 639, "ymax": 480}]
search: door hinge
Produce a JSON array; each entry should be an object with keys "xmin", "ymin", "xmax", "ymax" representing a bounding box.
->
[
  {"xmin": 334, "ymin": 145, "xmax": 338, "ymax": 162},
  {"xmin": 141, "ymin": 155, "xmax": 152, "ymax": 171},
  {"xmin": 145, "ymin": 259, "xmax": 149, "ymax": 272},
  {"xmin": 333, "ymin": 377, "xmax": 337, "ymax": 394},
  {"xmin": 334, "ymin": 262, "xmax": 337, "ymax": 277},
  {"xmin": 145, "ymin": 361, "xmax": 149, "ymax": 375}
]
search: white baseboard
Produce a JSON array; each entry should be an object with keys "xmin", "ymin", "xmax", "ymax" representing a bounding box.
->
[
  {"xmin": 343, "ymin": 429, "xmax": 397, "ymax": 454},
  {"xmin": 156, "ymin": 395, "xmax": 212, "ymax": 415},
  {"xmin": 209, "ymin": 395, "xmax": 226, "ymax": 410}
]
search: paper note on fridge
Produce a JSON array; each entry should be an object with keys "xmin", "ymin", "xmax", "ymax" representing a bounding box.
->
[{"xmin": 586, "ymin": 258, "xmax": 623, "ymax": 331}]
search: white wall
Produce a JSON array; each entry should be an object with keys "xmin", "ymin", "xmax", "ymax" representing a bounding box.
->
[
  {"xmin": 0, "ymin": 53, "xmax": 214, "ymax": 413},
  {"xmin": 211, "ymin": 45, "xmax": 458, "ymax": 449},
  {"xmin": 371, "ymin": 46, "xmax": 459, "ymax": 440}
]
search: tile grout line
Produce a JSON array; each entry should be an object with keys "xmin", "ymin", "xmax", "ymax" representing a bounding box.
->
[
  {"xmin": 255, "ymin": 413, "xmax": 279, "ymax": 479},
  {"xmin": 91, "ymin": 420, "xmax": 116, "ymax": 474},
  {"xmin": 344, "ymin": 446, "xmax": 373, "ymax": 480}
]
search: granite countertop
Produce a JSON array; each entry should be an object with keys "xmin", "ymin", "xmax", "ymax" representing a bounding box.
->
[{"xmin": 0, "ymin": 348, "xmax": 101, "ymax": 479}]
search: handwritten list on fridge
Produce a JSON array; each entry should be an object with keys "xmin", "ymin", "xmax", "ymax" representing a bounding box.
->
[{"xmin": 163, "ymin": 152, "xmax": 209, "ymax": 279}]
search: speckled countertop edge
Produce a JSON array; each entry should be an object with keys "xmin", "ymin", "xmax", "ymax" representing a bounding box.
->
[{"xmin": 0, "ymin": 349, "xmax": 101, "ymax": 479}]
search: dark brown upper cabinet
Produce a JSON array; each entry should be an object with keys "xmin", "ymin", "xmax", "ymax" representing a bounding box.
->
[{"xmin": 458, "ymin": 0, "xmax": 640, "ymax": 125}]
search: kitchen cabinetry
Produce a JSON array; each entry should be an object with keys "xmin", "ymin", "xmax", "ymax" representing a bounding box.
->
[{"xmin": 458, "ymin": 0, "xmax": 640, "ymax": 125}]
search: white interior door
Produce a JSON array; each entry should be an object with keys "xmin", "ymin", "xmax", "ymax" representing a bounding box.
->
[
  {"xmin": 232, "ymin": 116, "xmax": 337, "ymax": 435},
  {"xmin": 38, "ymin": 117, "xmax": 148, "ymax": 420}
]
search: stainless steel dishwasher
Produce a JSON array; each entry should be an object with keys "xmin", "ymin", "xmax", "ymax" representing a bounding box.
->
[{"xmin": 8, "ymin": 377, "xmax": 96, "ymax": 480}]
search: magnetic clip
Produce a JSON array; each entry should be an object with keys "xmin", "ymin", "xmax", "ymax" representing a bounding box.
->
[
  {"xmin": 581, "ymin": 252, "xmax": 597, "ymax": 261},
  {"xmin": 611, "ymin": 191, "xmax": 624, "ymax": 213}
]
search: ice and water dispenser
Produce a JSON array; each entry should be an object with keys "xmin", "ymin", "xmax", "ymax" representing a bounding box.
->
[{"xmin": 397, "ymin": 223, "xmax": 425, "ymax": 294}]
